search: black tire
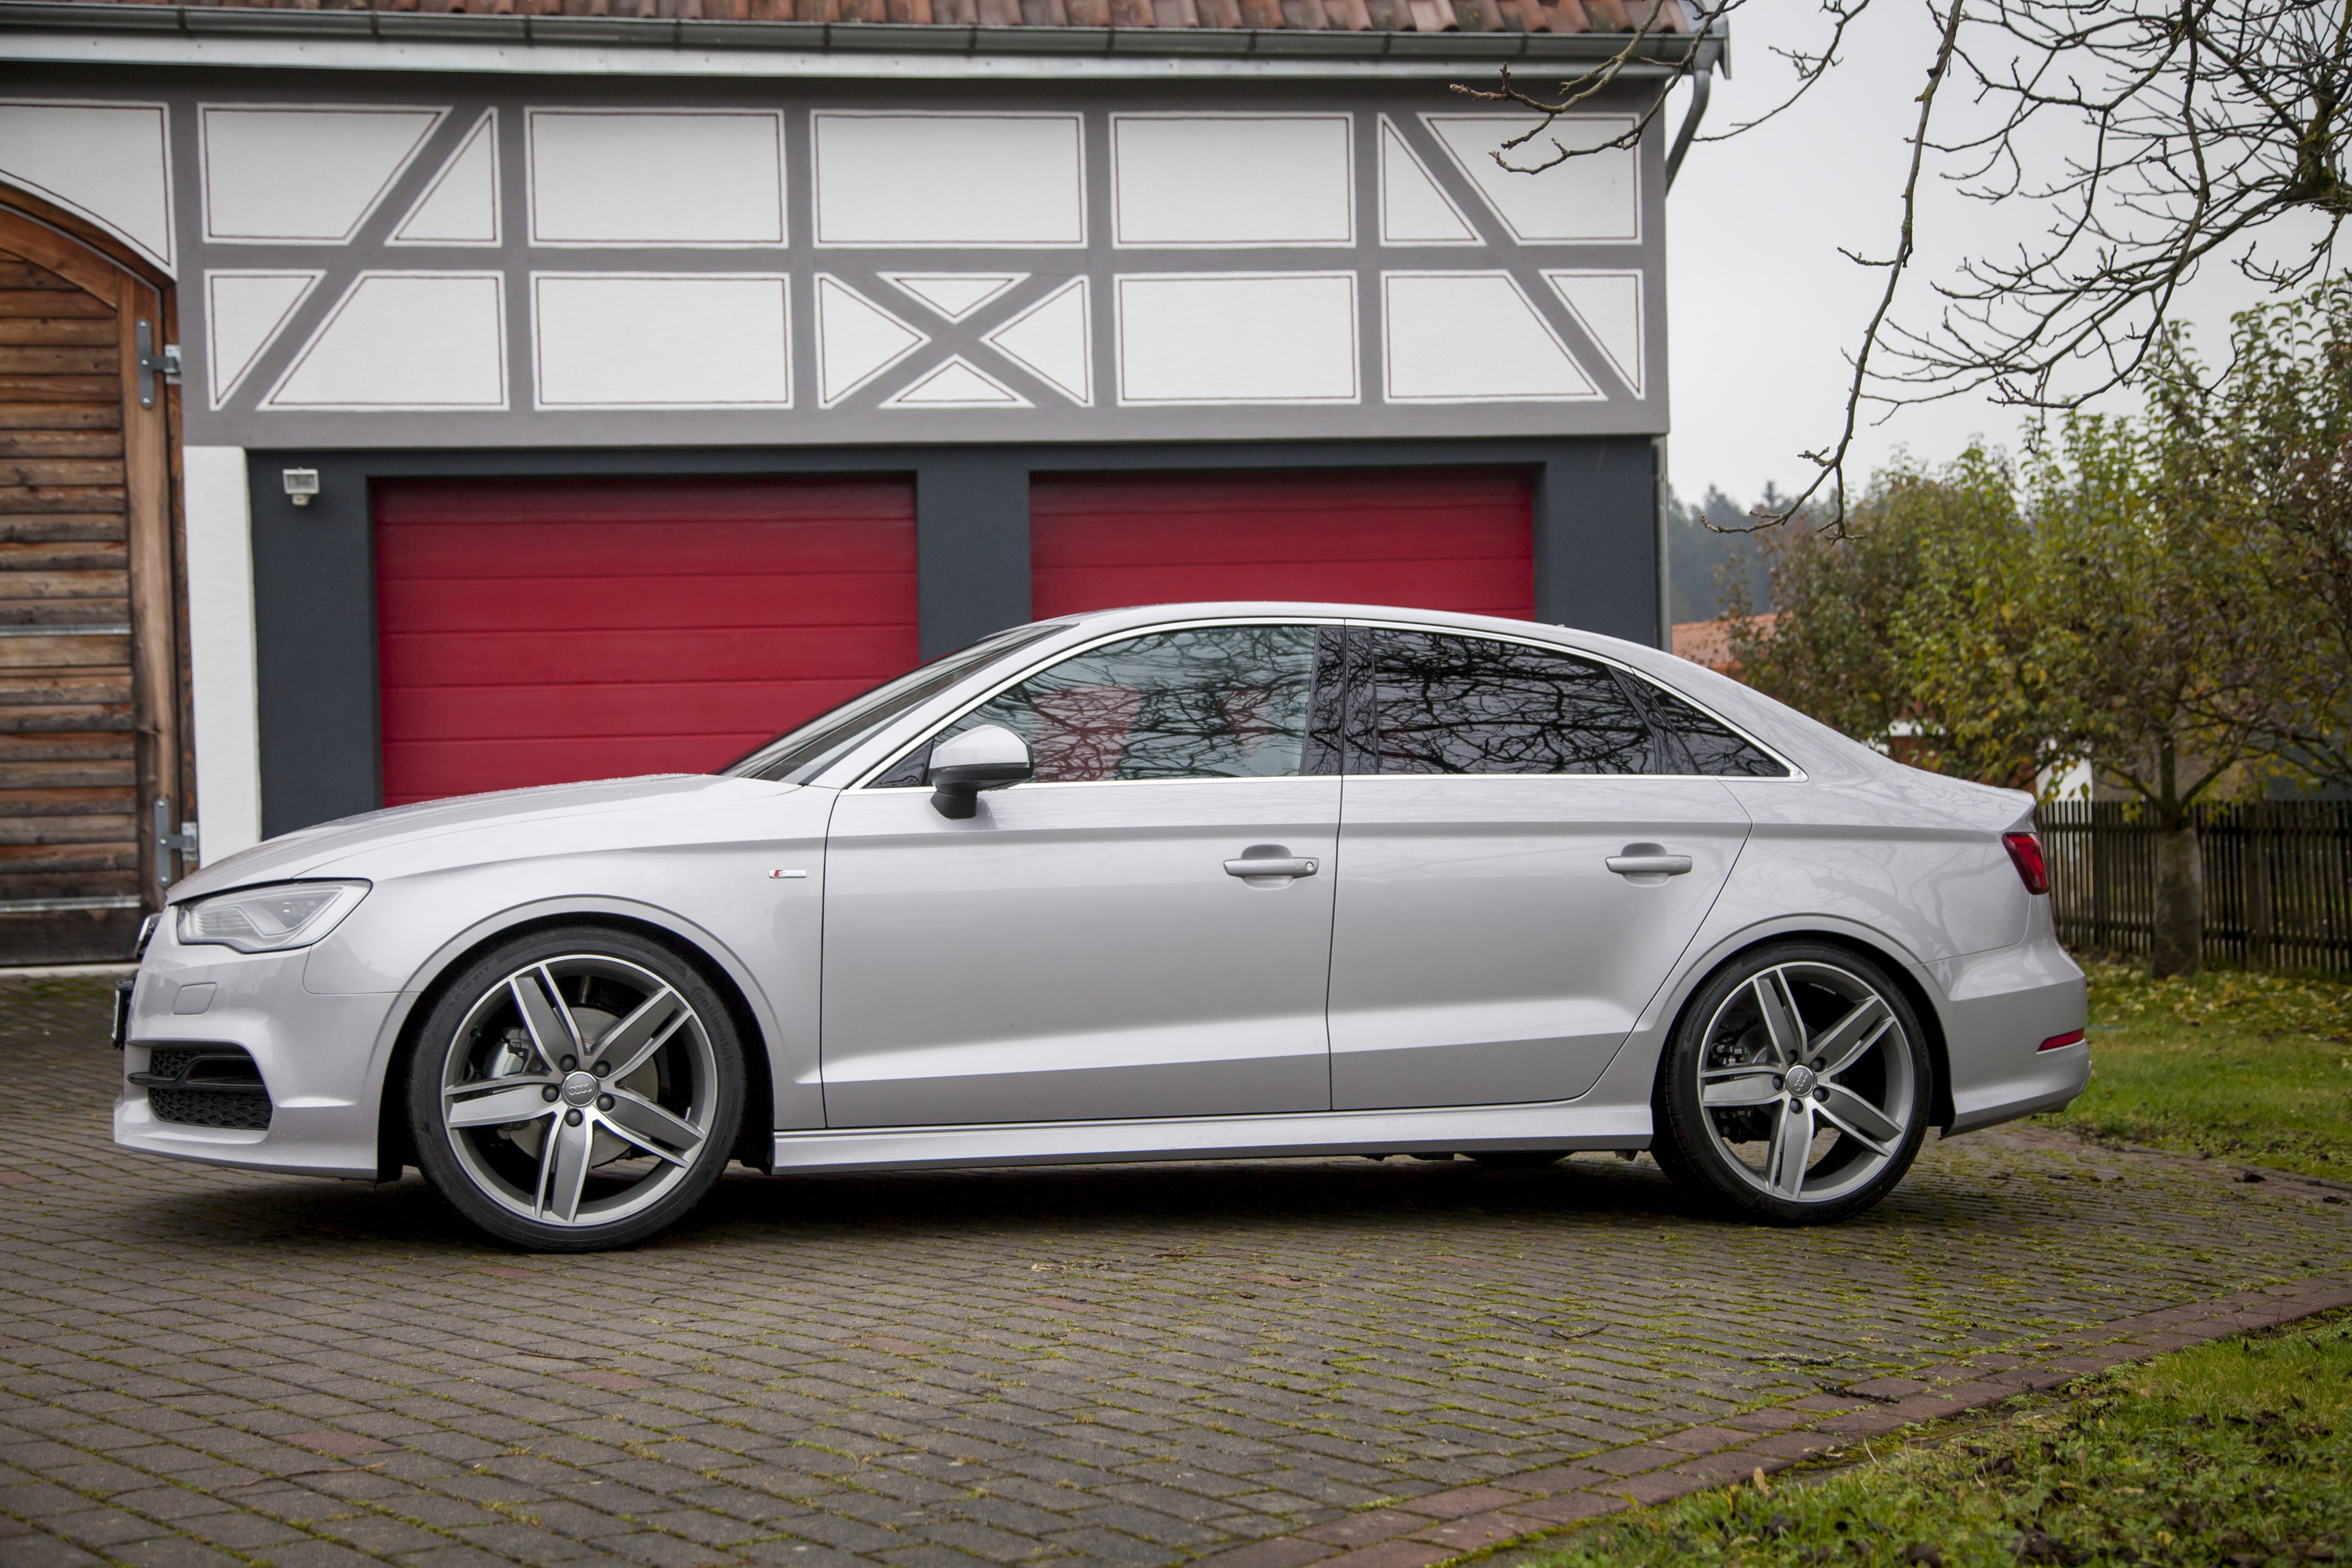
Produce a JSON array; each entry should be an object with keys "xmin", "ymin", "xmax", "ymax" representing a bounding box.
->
[
  {"xmin": 408, "ymin": 926, "xmax": 745, "ymax": 1251},
  {"xmin": 1651, "ymin": 940, "xmax": 1933, "ymax": 1225}
]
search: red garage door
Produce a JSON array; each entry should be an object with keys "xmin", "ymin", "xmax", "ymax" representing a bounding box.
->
[
  {"xmin": 376, "ymin": 475, "xmax": 917, "ymax": 807},
  {"xmin": 1030, "ymin": 467, "xmax": 1534, "ymax": 621}
]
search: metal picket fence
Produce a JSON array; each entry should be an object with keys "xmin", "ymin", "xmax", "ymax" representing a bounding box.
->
[{"xmin": 2038, "ymin": 800, "xmax": 2352, "ymax": 975}]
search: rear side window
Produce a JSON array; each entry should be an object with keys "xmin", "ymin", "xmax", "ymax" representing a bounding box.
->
[
  {"xmin": 1637, "ymin": 682, "xmax": 1790, "ymax": 777},
  {"xmin": 1362, "ymin": 630, "xmax": 1652, "ymax": 775}
]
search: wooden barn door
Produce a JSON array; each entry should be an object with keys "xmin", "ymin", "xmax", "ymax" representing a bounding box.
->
[{"xmin": 0, "ymin": 201, "xmax": 183, "ymax": 964}]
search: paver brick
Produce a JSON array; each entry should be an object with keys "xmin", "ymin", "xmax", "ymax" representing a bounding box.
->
[
  {"xmin": 1315, "ymin": 1539, "xmax": 1451, "ymax": 1568},
  {"xmin": 1592, "ymin": 1470, "xmax": 1711, "ymax": 1507},
  {"xmin": 1735, "ymin": 1431, "xmax": 1841, "ymax": 1462},
  {"xmin": 1570, "ymin": 1445, "xmax": 1680, "ymax": 1478},
  {"xmin": 1403, "ymin": 1509, "xmax": 1544, "ymax": 1549},
  {"xmin": 0, "ymin": 1530, "xmax": 105, "ymax": 1568},
  {"xmin": 1504, "ymin": 1492, "xmax": 1624, "ymax": 1526},
  {"xmin": 1187, "ymin": 1537, "xmax": 1332, "ymax": 1568}
]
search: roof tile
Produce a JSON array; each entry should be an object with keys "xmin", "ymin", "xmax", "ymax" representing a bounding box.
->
[{"xmin": 21, "ymin": 0, "xmax": 1690, "ymax": 31}]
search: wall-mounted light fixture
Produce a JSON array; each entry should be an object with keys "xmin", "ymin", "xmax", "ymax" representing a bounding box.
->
[{"xmin": 282, "ymin": 468, "xmax": 321, "ymax": 507}]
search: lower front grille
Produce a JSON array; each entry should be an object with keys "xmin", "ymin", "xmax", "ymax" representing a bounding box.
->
[{"xmin": 133, "ymin": 1046, "xmax": 273, "ymax": 1131}]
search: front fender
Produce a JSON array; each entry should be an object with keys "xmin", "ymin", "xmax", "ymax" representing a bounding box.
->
[{"xmin": 307, "ymin": 866, "xmax": 824, "ymax": 1150}]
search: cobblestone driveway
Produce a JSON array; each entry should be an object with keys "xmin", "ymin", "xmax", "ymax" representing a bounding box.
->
[{"xmin": 3, "ymin": 975, "xmax": 2349, "ymax": 1568}]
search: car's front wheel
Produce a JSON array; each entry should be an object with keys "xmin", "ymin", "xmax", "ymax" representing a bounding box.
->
[
  {"xmin": 1651, "ymin": 942, "xmax": 1933, "ymax": 1224},
  {"xmin": 408, "ymin": 928, "xmax": 744, "ymax": 1251}
]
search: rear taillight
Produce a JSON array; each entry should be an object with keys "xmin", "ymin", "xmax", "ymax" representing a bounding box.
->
[
  {"xmin": 2039, "ymin": 1029, "xmax": 2085, "ymax": 1052},
  {"xmin": 2003, "ymin": 831, "xmax": 2050, "ymax": 895}
]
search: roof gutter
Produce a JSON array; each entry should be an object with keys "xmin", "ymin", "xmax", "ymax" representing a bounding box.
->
[
  {"xmin": 0, "ymin": 0, "xmax": 1710, "ymax": 75},
  {"xmin": 1663, "ymin": 12, "xmax": 1725, "ymax": 190}
]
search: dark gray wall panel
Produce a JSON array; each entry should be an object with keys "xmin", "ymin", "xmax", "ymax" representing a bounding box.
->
[
  {"xmin": 917, "ymin": 455, "xmax": 1031, "ymax": 659},
  {"xmin": 247, "ymin": 451, "xmax": 383, "ymax": 838},
  {"xmin": 247, "ymin": 438, "xmax": 1659, "ymax": 835},
  {"xmin": 1535, "ymin": 438, "xmax": 1659, "ymax": 646}
]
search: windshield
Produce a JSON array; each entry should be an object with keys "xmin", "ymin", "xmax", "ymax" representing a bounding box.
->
[{"xmin": 717, "ymin": 623, "xmax": 1070, "ymax": 785}]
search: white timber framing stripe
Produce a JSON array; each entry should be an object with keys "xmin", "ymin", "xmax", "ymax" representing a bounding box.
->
[{"xmin": 184, "ymin": 447, "xmax": 263, "ymax": 862}]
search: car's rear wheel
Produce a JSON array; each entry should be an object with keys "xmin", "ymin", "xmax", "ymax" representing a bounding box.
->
[
  {"xmin": 1651, "ymin": 942, "xmax": 1932, "ymax": 1224},
  {"xmin": 408, "ymin": 928, "xmax": 743, "ymax": 1251}
]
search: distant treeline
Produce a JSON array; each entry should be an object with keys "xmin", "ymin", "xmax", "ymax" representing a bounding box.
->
[{"xmin": 1667, "ymin": 485, "xmax": 1774, "ymax": 625}]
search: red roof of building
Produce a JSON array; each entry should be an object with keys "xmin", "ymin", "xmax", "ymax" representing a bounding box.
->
[
  {"xmin": 1671, "ymin": 613, "xmax": 1774, "ymax": 673},
  {"xmin": 20, "ymin": 0, "xmax": 1693, "ymax": 34}
]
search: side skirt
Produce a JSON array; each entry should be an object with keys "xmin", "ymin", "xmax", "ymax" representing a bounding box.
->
[{"xmin": 772, "ymin": 1102, "xmax": 1652, "ymax": 1174}]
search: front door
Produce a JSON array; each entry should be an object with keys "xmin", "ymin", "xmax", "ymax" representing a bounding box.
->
[
  {"xmin": 820, "ymin": 622, "xmax": 1343, "ymax": 1127},
  {"xmin": 1327, "ymin": 627, "xmax": 1758, "ymax": 1110}
]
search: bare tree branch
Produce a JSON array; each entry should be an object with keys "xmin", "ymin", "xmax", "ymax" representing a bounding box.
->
[{"xmin": 1469, "ymin": 0, "xmax": 2352, "ymax": 534}]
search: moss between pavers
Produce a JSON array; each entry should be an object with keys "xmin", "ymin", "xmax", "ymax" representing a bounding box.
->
[{"xmin": 1507, "ymin": 1309, "xmax": 2352, "ymax": 1568}]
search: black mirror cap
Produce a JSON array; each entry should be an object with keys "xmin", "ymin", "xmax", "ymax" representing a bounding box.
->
[{"xmin": 927, "ymin": 758, "xmax": 1033, "ymax": 818}]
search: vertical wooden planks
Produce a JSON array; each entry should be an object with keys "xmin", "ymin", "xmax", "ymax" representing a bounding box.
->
[{"xmin": 0, "ymin": 230, "xmax": 144, "ymax": 960}]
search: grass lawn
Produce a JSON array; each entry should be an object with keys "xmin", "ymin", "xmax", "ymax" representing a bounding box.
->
[
  {"xmin": 2036, "ymin": 958, "xmax": 2352, "ymax": 1183},
  {"xmin": 1517, "ymin": 1313, "xmax": 2352, "ymax": 1568}
]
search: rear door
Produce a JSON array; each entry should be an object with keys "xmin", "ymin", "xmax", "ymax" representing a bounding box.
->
[{"xmin": 1327, "ymin": 627, "xmax": 1765, "ymax": 1110}]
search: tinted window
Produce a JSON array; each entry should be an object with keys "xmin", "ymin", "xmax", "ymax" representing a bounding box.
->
[
  {"xmin": 895, "ymin": 624, "xmax": 1323, "ymax": 785},
  {"xmin": 1639, "ymin": 684, "xmax": 1789, "ymax": 777},
  {"xmin": 1365, "ymin": 630, "xmax": 1653, "ymax": 775}
]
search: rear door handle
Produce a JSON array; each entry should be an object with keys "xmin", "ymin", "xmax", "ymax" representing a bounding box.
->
[
  {"xmin": 1225, "ymin": 857, "xmax": 1318, "ymax": 879},
  {"xmin": 1606, "ymin": 851, "xmax": 1693, "ymax": 877}
]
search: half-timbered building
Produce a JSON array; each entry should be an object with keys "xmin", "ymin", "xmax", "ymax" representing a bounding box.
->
[{"xmin": 0, "ymin": 0, "xmax": 1717, "ymax": 959}]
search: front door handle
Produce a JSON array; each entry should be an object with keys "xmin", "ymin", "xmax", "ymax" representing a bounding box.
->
[
  {"xmin": 1606, "ymin": 846, "xmax": 1693, "ymax": 877},
  {"xmin": 1225, "ymin": 857, "xmax": 1318, "ymax": 880}
]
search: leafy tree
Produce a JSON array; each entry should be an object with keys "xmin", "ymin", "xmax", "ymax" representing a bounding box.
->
[
  {"xmin": 2025, "ymin": 408, "xmax": 2288, "ymax": 975},
  {"xmin": 2176, "ymin": 284, "xmax": 2352, "ymax": 794},
  {"xmin": 1719, "ymin": 448, "xmax": 2071, "ymax": 788},
  {"xmin": 1720, "ymin": 416, "xmax": 2296, "ymax": 976},
  {"xmin": 1883, "ymin": 448, "xmax": 2078, "ymax": 790},
  {"xmin": 1715, "ymin": 479, "xmax": 1917, "ymax": 750}
]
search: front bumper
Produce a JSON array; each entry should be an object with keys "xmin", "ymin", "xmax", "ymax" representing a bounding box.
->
[{"xmin": 113, "ymin": 922, "xmax": 404, "ymax": 1181}]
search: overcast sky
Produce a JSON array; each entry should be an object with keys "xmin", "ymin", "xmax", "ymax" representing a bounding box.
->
[{"xmin": 1656, "ymin": 0, "xmax": 2318, "ymax": 510}]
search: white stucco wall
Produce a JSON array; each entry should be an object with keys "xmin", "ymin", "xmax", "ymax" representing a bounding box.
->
[{"xmin": 184, "ymin": 446, "xmax": 263, "ymax": 862}]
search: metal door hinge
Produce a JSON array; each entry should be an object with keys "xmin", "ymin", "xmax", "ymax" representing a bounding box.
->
[
  {"xmin": 136, "ymin": 319, "xmax": 181, "ymax": 409},
  {"xmin": 155, "ymin": 800, "xmax": 199, "ymax": 889}
]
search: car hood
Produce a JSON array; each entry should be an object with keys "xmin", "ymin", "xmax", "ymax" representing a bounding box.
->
[{"xmin": 171, "ymin": 775, "xmax": 779, "ymax": 902}]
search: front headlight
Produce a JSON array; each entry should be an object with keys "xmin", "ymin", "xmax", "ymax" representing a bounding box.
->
[{"xmin": 175, "ymin": 881, "xmax": 369, "ymax": 955}]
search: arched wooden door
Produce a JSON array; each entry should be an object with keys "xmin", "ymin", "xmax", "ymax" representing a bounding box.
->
[{"xmin": 0, "ymin": 198, "xmax": 184, "ymax": 964}]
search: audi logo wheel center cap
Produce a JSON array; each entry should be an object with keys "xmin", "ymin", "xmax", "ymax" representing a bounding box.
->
[
  {"xmin": 561, "ymin": 1070, "xmax": 599, "ymax": 1108},
  {"xmin": 1783, "ymin": 1064, "xmax": 1818, "ymax": 1098}
]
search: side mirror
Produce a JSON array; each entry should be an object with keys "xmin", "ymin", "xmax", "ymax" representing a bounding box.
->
[{"xmin": 928, "ymin": 724, "xmax": 1033, "ymax": 819}]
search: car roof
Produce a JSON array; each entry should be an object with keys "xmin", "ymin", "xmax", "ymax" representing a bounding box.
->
[{"xmin": 1034, "ymin": 601, "xmax": 1696, "ymax": 685}]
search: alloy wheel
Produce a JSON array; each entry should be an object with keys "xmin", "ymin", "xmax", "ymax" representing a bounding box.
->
[
  {"xmin": 436, "ymin": 954, "xmax": 720, "ymax": 1229},
  {"xmin": 1691, "ymin": 960, "xmax": 1917, "ymax": 1204}
]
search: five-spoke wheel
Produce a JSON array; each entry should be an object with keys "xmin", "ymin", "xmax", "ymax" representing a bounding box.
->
[
  {"xmin": 1652, "ymin": 942, "xmax": 1932, "ymax": 1223},
  {"xmin": 408, "ymin": 929, "xmax": 743, "ymax": 1250}
]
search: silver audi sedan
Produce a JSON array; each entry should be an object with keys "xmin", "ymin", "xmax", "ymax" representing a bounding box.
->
[{"xmin": 116, "ymin": 603, "xmax": 2088, "ymax": 1250}]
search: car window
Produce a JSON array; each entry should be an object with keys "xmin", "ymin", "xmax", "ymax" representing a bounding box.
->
[
  {"xmin": 1637, "ymin": 681, "xmax": 1791, "ymax": 777},
  {"xmin": 1363, "ymin": 630, "xmax": 1653, "ymax": 775},
  {"xmin": 880, "ymin": 624, "xmax": 1324, "ymax": 785}
]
